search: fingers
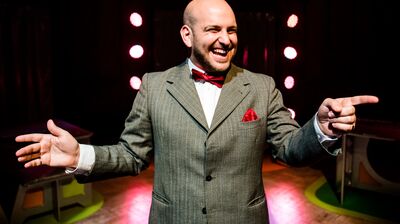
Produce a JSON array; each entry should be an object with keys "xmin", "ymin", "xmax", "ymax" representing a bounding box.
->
[
  {"xmin": 329, "ymin": 116, "xmax": 356, "ymax": 132},
  {"xmin": 328, "ymin": 114, "xmax": 355, "ymax": 124},
  {"xmin": 15, "ymin": 136, "xmax": 50, "ymax": 167},
  {"xmin": 341, "ymin": 95, "xmax": 379, "ymax": 106},
  {"xmin": 17, "ymin": 151, "xmax": 41, "ymax": 162},
  {"xmin": 330, "ymin": 122, "xmax": 355, "ymax": 132},
  {"xmin": 327, "ymin": 105, "xmax": 355, "ymax": 118},
  {"xmin": 328, "ymin": 105, "xmax": 356, "ymax": 130},
  {"xmin": 47, "ymin": 119, "xmax": 64, "ymax": 137},
  {"xmin": 318, "ymin": 95, "xmax": 376, "ymax": 136},
  {"xmin": 23, "ymin": 158, "xmax": 43, "ymax": 168},
  {"xmin": 15, "ymin": 119, "xmax": 65, "ymax": 144},
  {"xmin": 14, "ymin": 119, "xmax": 62, "ymax": 168},
  {"xmin": 16, "ymin": 147, "xmax": 43, "ymax": 168},
  {"xmin": 15, "ymin": 119, "xmax": 56, "ymax": 143},
  {"xmin": 16, "ymin": 143, "xmax": 45, "ymax": 168},
  {"xmin": 15, "ymin": 142, "xmax": 42, "ymax": 156},
  {"xmin": 15, "ymin": 133, "xmax": 45, "ymax": 143},
  {"xmin": 323, "ymin": 95, "xmax": 379, "ymax": 114}
]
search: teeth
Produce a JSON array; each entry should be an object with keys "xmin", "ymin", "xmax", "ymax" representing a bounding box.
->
[{"xmin": 213, "ymin": 49, "xmax": 227, "ymax": 55}]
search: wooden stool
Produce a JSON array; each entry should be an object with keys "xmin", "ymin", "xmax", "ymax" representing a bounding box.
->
[
  {"xmin": 11, "ymin": 170, "xmax": 93, "ymax": 224},
  {"xmin": 0, "ymin": 120, "xmax": 94, "ymax": 223}
]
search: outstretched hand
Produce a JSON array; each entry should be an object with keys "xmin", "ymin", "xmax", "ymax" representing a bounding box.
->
[
  {"xmin": 15, "ymin": 119, "xmax": 80, "ymax": 168},
  {"xmin": 317, "ymin": 95, "xmax": 379, "ymax": 137}
]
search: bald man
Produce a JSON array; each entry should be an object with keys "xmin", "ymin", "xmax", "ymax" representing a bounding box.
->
[{"xmin": 16, "ymin": 0, "xmax": 379, "ymax": 223}]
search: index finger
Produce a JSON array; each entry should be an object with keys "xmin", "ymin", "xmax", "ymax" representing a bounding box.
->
[
  {"xmin": 342, "ymin": 95, "xmax": 379, "ymax": 106},
  {"xmin": 15, "ymin": 133, "xmax": 45, "ymax": 143}
]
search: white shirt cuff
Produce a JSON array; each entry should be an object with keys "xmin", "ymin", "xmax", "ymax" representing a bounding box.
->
[
  {"xmin": 313, "ymin": 115, "xmax": 341, "ymax": 156},
  {"xmin": 65, "ymin": 144, "xmax": 95, "ymax": 175}
]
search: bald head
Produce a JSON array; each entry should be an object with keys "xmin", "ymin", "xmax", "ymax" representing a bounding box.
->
[
  {"xmin": 183, "ymin": 0, "xmax": 235, "ymax": 26},
  {"xmin": 180, "ymin": 0, "xmax": 238, "ymax": 72}
]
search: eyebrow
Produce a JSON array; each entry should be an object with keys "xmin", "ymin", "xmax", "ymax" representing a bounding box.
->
[{"xmin": 203, "ymin": 25, "xmax": 237, "ymax": 31}]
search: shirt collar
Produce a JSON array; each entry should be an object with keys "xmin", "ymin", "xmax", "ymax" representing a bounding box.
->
[{"xmin": 187, "ymin": 58, "xmax": 205, "ymax": 74}]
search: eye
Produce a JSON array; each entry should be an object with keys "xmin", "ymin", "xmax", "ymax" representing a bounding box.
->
[
  {"xmin": 205, "ymin": 26, "xmax": 221, "ymax": 33},
  {"xmin": 228, "ymin": 27, "xmax": 238, "ymax": 34}
]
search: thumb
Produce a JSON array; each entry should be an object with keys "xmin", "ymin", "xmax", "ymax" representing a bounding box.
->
[{"xmin": 47, "ymin": 119, "xmax": 64, "ymax": 137}]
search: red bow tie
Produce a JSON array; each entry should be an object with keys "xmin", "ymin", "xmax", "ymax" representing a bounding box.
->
[{"xmin": 191, "ymin": 69, "xmax": 225, "ymax": 88}]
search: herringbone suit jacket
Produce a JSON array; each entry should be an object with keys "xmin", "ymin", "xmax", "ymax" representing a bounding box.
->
[{"xmin": 76, "ymin": 61, "xmax": 328, "ymax": 224}]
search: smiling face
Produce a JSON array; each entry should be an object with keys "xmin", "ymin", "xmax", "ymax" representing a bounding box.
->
[{"xmin": 180, "ymin": 0, "xmax": 238, "ymax": 73}]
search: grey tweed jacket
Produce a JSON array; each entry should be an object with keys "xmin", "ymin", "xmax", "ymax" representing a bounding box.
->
[{"xmin": 76, "ymin": 61, "xmax": 328, "ymax": 224}]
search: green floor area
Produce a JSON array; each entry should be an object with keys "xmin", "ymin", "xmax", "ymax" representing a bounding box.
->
[
  {"xmin": 25, "ymin": 190, "xmax": 103, "ymax": 224},
  {"xmin": 305, "ymin": 176, "xmax": 400, "ymax": 223}
]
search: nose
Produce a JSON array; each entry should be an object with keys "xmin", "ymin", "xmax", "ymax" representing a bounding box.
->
[{"xmin": 218, "ymin": 30, "xmax": 230, "ymax": 45}]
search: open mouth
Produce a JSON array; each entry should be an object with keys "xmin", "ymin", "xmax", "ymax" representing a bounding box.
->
[
  {"xmin": 211, "ymin": 48, "xmax": 229, "ymax": 62},
  {"xmin": 212, "ymin": 48, "xmax": 228, "ymax": 56}
]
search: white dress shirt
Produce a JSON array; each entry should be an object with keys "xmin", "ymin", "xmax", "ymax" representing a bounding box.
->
[{"xmin": 188, "ymin": 59, "xmax": 221, "ymax": 128}]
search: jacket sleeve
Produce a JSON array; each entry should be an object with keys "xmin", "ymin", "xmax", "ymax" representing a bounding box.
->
[{"xmin": 265, "ymin": 77, "xmax": 334, "ymax": 166}]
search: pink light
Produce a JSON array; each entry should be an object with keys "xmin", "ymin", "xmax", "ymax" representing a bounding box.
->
[
  {"xmin": 288, "ymin": 108, "xmax": 296, "ymax": 119},
  {"xmin": 130, "ymin": 12, "xmax": 143, "ymax": 27},
  {"xmin": 287, "ymin": 14, "xmax": 299, "ymax": 28},
  {"xmin": 126, "ymin": 189, "xmax": 152, "ymax": 223},
  {"xmin": 130, "ymin": 76, "xmax": 142, "ymax": 90},
  {"xmin": 283, "ymin": 46, "xmax": 297, "ymax": 60},
  {"xmin": 284, "ymin": 76, "xmax": 295, "ymax": 89},
  {"xmin": 123, "ymin": 180, "xmax": 152, "ymax": 223},
  {"xmin": 264, "ymin": 47, "xmax": 268, "ymax": 63},
  {"xmin": 242, "ymin": 47, "xmax": 249, "ymax": 66},
  {"xmin": 129, "ymin": 45, "xmax": 144, "ymax": 59},
  {"xmin": 120, "ymin": 166, "xmax": 155, "ymax": 223},
  {"xmin": 266, "ymin": 182, "xmax": 309, "ymax": 224}
]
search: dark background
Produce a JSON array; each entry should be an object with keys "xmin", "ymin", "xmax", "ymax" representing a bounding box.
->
[{"xmin": 0, "ymin": 0, "xmax": 397, "ymax": 144}]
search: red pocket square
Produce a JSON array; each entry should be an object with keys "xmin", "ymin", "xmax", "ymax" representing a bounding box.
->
[{"xmin": 242, "ymin": 108, "xmax": 258, "ymax": 122}]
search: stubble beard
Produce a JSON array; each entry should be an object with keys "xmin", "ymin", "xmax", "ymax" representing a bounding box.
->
[{"xmin": 192, "ymin": 46, "xmax": 232, "ymax": 73}]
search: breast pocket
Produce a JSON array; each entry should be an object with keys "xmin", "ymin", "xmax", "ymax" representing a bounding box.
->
[{"xmin": 235, "ymin": 116, "xmax": 267, "ymax": 145}]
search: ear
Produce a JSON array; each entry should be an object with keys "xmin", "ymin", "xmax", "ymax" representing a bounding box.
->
[{"xmin": 180, "ymin": 25, "xmax": 192, "ymax": 48}]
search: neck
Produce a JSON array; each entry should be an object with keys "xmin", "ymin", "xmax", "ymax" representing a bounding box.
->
[
  {"xmin": 208, "ymin": 70, "xmax": 228, "ymax": 77},
  {"xmin": 187, "ymin": 58, "xmax": 230, "ymax": 76}
]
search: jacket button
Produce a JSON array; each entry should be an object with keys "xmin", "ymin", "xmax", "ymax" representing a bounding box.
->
[
  {"xmin": 202, "ymin": 207, "xmax": 207, "ymax": 214},
  {"xmin": 205, "ymin": 175, "xmax": 212, "ymax": 181}
]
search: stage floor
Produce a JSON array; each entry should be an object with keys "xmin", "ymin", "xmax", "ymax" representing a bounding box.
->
[{"xmin": 72, "ymin": 153, "xmax": 388, "ymax": 224}]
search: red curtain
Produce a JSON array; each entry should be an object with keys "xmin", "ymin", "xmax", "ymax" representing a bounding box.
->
[{"xmin": 0, "ymin": 3, "xmax": 53, "ymax": 129}]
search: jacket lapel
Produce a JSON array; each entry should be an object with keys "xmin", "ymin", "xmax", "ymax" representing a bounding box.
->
[
  {"xmin": 166, "ymin": 63, "xmax": 209, "ymax": 131},
  {"xmin": 209, "ymin": 65, "xmax": 250, "ymax": 133}
]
